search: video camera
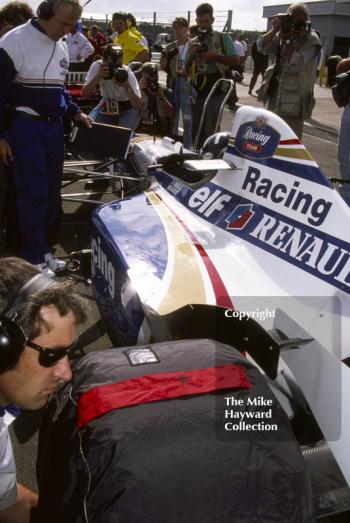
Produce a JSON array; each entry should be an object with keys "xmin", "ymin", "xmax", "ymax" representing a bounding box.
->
[
  {"xmin": 104, "ymin": 45, "xmax": 128, "ymax": 83},
  {"xmin": 276, "ymin": 12, "xmax": 310, "ymax": 34}
]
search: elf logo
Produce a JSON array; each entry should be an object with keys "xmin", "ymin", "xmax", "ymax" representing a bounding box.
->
[
  {"xmin": 188, "ymin": 187, "xmax": 232, "ymax": 217},
  {"xmin": 226, "ymin": 204, "xmax": 255, "ymax": 230}
]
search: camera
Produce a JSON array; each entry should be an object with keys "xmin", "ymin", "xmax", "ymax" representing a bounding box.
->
[
  {"xmin": 276, "ymin": 13, "xmax": 294, "ymax": 34},
  {"xmin": 335, "ymin": 71, "xmax": 350, "ymax": 87},
  {"xmin": 103, "ymin": 45, "xmax": 128, "ymax": 83},
  {"xmin": 197, "ymin": 28, "xmax": 209, "ymax": 55},
  {"xmin": 161, "ymin": 43, "xmax": 178, "ymax": 61},
  {"xmin": 145, "ymin": 64, "xmax": 160, "ymax": 94},
  {"xmin": 113, "ymin": 67, "xmax": 128, "ymax": 83},
  {"xmin": 276, "ymin": 12, "xmax": 309, "ymax": 34},
  {"xmin": 332, "ymin": 71, "xmax": 350, "ymax": 107}
]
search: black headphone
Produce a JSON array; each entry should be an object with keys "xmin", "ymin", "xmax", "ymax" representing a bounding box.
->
[
  {"xmin": 37, "ymin": 0, "xmax": 58, "ymax": 21},
  {"xmin": 0, "ymin": 273, "xmax": 55, "ymax": 373}
]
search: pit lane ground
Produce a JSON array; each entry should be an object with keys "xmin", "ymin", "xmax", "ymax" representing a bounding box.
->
[{"xmin": 8, "ymin": 72, "xmax": 347, "ymax": 522}]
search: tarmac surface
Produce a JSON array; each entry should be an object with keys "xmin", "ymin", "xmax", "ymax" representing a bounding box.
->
[{"xmin": 7, "ymin": 69, "xmax": 348, "ymax": 519}]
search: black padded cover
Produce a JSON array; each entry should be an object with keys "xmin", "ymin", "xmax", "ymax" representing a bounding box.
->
[{"xmin": 35, "ymin": 339, "xmax": 314, "ymax": 523}]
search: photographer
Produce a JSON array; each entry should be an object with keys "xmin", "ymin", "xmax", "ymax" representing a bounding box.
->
[
  {"xmin": 81, "ymin": 44, "xmax": 141, "ymax": 129},
  {"xmin": 137, "ymin": 62, "xmax": 174, "ymax": 135},
  {"xmin": 257, "ymin": 2, "xmax": 321, "ymax": 138},
  {"xmin": 336, "ymin": 57, "xmax": 350, "ymax": 185},
  {"xmin": 160, "ymin": 17, "xmax": 192, "ymax": 149},
  {"xmin": 185, "ymin": 3, "xmax": 239, "ymax": 149}
]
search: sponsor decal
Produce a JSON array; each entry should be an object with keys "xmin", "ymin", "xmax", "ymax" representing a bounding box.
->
[
  {"xmin": 167, "ymin": 180, "xmax": 184, "ymax": 196},
  {"xmin": 235, "ymin": 116, "xmax": 280, "ymax": 160},
  {"xmin": 248, "ymin": 212, "xmax": 350, "ymax": 292},
  {"xmin": 185, "ymin": 183, "xmax": 348, "ymax": 292},
  {"xmin": 188, "ymin": 187, "xmax": 232, "ymax": 217},
  {"xmin": 91, "ymin": 235, "xmax": 116, "ymax": 299},
  {"xmin": 226, "ymin": 204, "xmax": 255, "ymax": 230},
  {"xmin": 242, "ymin": 166, "xmax": 332, "ymax": 226},
  {"xmin": 154, "ymin": 167, "xmax": 348, "ymax": 292}
]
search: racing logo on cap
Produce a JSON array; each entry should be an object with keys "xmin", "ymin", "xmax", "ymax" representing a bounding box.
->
[{"xmin": 235, "ymin": 116, "xmax": 280, "ymax": 160}]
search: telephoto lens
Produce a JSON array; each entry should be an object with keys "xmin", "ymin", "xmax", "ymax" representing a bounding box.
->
[
  {"xmin": 114, "ymin": 67, "xmax": 128, "ymax": 83},
  {"xmin": 197, "ymin": 28, "xmax": 209, "ymax": 55},
  {"xmin": 197, "ymin": 28, "xmax": 208, "ymax": 42},
  {"xmin": 147, "ymin": 78, "xmax": 159, "ymax": 94},
  {"xmin": 145, "ymin": 64, "xmax": 159, "ymax": 94}
]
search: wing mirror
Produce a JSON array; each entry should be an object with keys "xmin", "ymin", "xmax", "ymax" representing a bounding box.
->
[{"xmin": 183, "ymin": 159, "xmax": 236, "ymax": 171}]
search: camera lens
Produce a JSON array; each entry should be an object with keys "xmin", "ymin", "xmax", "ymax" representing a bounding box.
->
[
  {"xmin": 147, "ymin": 80, "xmax": 159, "ymax": 94},
  {"xmin": 114, "ymin": 68, "xmax": 128, "ymax": 83}
]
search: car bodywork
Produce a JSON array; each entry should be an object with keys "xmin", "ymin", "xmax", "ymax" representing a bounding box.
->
[{"xmin": 91, "ymin": 106, "xmax": 350, "ymax": 513}]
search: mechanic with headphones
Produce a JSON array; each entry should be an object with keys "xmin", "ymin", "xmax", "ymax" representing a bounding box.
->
[
  {"xmin": 0, "ymin": 0, "xmax": 92, "ymax": 275},
  {"xmin": 0, "ymin": 256, "xmax": 88, "ymax": 522}
]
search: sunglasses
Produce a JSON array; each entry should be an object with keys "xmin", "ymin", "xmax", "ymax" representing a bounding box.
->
[
  {"xmin": 26, "ymin": 340, "xmax": 77, "ymax": 368},
  {"xmin": 0, "ymin": 314, "xmax": 77, "ymax": 369}
]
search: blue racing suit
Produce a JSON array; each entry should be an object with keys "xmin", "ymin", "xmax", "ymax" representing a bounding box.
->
[{"xmin": 0, "ymin": 19, "xmax": 80, "ymax": 263}]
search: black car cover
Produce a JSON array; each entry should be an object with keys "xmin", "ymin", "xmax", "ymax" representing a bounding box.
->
[{"xmin": 35, "ymin": 339, "xmax": 314, "ymax": 523}]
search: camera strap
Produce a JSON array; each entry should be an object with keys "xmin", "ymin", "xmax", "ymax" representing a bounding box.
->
[{"xmin": 177, "ymin": 41, "xmax": 189, "ymax": 72}]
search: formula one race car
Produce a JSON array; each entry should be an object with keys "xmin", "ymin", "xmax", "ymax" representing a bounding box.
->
[
  {"xmin": 89, "ymin": 106, "xmax": 350, "ymax": 513},
  {"xmin": 36, "ymin": 106, "xmax": 350, "ymax": 521}
]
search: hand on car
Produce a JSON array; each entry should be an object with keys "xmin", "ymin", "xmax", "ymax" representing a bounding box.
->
[{"xmin": 74, "ymin": 112, "xmax": 93, "ymax": 128}]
